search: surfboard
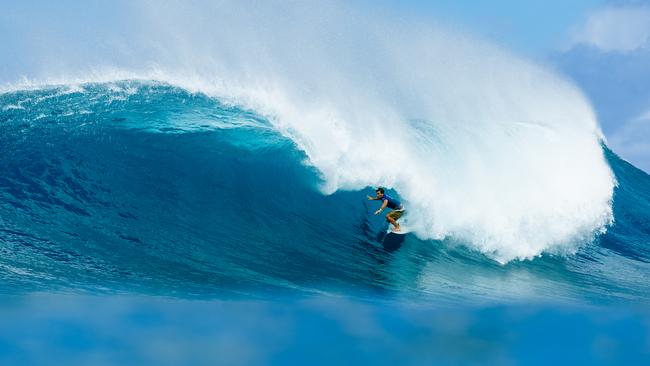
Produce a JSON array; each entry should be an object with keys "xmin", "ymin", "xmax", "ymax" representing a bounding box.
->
[{"xmin": 386, "ymin": 226, "xmax": 409, "ymax": 235}]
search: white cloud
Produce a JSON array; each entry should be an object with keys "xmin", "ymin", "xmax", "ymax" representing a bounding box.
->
[{"xmin": 568, "ymin": 6, "xmax": 650, "ymax": 52}]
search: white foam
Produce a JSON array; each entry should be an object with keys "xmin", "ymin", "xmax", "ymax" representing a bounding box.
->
[
  {"xmin": 2, "ymin": 104, "xmax": 24, "ymax": 111},
  {"xmin": 0, "ymin": 1, "xmax": 616, "ymax": 262}
]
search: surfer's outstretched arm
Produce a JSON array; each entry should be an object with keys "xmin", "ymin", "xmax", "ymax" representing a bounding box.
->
[
  {"xmin": 367, "ymin": 195, "xmax": 380, "ymax": 200},
  {"xmin": 374, "ymin": 200, "xmax": 388, "ymax": 215}
]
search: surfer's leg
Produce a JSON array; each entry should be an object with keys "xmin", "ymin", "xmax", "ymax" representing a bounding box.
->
[{"xmin": 386, "ymin": 211, "xmax": 401, "ymax": 231}]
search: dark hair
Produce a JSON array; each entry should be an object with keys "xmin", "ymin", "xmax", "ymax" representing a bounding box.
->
[{"xmin": 375, "ymin": 187, "xmax": 385, "ymax": 194}]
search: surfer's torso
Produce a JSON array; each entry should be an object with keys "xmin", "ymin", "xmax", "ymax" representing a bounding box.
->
[{"xmin": 382, "ymin": 194, "xmax": 403, "ymax": 210}]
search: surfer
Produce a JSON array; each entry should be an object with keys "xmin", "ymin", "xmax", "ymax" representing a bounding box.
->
[{"xmin": 367, "ymin": 187, "xmax": 405, "ymax": 232}]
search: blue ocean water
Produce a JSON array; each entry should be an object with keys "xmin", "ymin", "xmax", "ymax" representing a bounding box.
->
[{"xmin": 1, "ymin": 81, "xmax": 649, "ymax": 364}]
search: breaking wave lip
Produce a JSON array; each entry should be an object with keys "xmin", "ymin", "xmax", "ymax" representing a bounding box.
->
[{"xmin": 0, "ymin": 1, "xmax": 617, "ymax": 263}]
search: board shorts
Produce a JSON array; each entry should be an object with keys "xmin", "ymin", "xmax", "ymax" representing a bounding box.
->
[{"xmin": 387, "ymin": 208, "xmax": 405, "ymax": 221}]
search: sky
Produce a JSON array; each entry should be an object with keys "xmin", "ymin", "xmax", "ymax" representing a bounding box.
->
[
  {"xmin": 1, "ymin": 0, "xmax": 649, "ymax": 172},
  {"xmin": 374, "ymin": 0, "xmax": 605, "ymax": 55}
]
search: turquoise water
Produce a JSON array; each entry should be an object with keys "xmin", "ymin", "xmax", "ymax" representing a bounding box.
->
[{"xmin": 1, "ymin": 81, "xmax": 649, "ymax": 364}]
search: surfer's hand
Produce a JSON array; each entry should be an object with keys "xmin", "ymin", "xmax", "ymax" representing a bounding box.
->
[
  {"xmin": 367, "ymin": 195, "xmax": 374, "ymax": 200},
  {"xmin": 374, "ymin": 209, "xmax": 381, "ymax": 215}
]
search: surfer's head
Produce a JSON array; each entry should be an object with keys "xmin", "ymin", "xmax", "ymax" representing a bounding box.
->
[{"xmin": 375, "ymin": 187, "xmax": 385, "ymax": 197}]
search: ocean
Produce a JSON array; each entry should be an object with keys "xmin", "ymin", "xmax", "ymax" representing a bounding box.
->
[
  {"xmin": 2, "ymin": 1, "xmax": 650, "ymax": 363},
  {"xmin": 0, "ymin": 81, "xmax": 649, "ymax": 364}
]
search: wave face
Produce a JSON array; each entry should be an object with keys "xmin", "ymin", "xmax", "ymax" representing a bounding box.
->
[{"xmin": 0, "ymin": 82, "xmax": 649, "ymax": 303}]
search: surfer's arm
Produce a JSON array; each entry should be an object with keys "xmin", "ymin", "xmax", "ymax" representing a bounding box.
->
[
  {"xmin": 374, "ymin": 199, "xmax": 388, "ymax": 215},
  {"xmin": 367, "ymin": 195, "xmax": 379, "ymax": 200}
]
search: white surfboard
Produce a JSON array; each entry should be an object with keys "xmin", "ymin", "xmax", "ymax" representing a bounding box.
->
[{"xmin": 386, "ymin": 225, "xmax": 410, "ymax": 235}]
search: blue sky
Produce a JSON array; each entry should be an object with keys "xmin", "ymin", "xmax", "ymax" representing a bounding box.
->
[{"xmin": 1, "ymin": 0, "xmax": 649, "ymax": 172}]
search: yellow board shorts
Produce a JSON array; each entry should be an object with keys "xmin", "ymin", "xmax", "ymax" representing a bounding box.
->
[{"xmin": 387, "ymin": 209, "xmax": 404, "ymax": 221}]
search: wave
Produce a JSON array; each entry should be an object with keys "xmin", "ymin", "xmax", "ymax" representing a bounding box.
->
[
  {"xmin": 3, "ymin": 1, "xmax": 649, "ymax": 303},
  {"xmin": 0, "ymin": 82, "xmax": 648, "ymax": 303},
  {"xmin": 1, "ymin": 0, "xmax": 617, "ymax": 262}
]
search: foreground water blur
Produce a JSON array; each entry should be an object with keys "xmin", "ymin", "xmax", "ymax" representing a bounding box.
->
[{"xmin": 0, "ymin": 294, "xmax": 647, "ymax": 365}]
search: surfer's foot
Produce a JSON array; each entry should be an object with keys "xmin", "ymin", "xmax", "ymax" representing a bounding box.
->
[{"xmin": 392, "ymin": 224, "xmax": 401, "ymax": 232}]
